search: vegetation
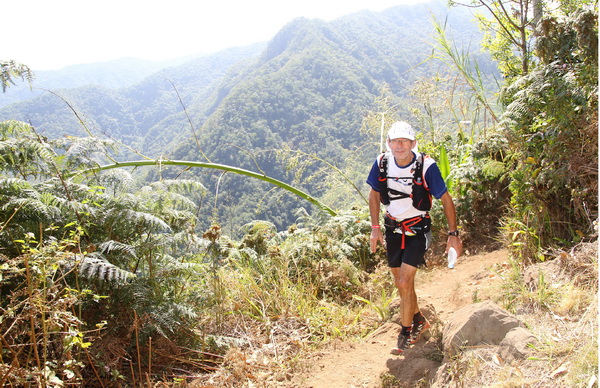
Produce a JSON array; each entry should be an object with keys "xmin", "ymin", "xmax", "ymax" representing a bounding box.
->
[
  {"xmin": 0, "ymin": 1, "xmax": 490, "ymax": 235},
  {"xmin": 0, "ymin": 60, "xmax": 34, "ymax": 93},
  {"xmin": 0, "ymin": 0, "xmax": 597, "ymax": 386}
]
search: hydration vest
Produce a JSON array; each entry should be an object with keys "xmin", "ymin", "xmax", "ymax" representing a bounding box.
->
[{"xmin": 377, "ymin": 152, "xmax": 432, "ymax": 211}]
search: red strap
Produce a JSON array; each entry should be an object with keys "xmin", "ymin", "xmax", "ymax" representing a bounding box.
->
[{"xmin": 387, "ymin": 213, "xmax": 429, "ymax": 250}]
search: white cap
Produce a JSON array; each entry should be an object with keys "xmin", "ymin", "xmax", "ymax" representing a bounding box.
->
[{"xmin": 388, "ymin": 121, "xmax": 416, "ymax": 141}]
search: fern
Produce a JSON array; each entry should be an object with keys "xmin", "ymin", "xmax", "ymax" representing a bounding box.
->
[
  {"xmin": 0, "ymin": 61, "xmax": 34, "ymax": 92},
  {"xmin": 149, "ymin": 179, "xmax": 207, "ymax": 196},
  {"xmin": 76, "ymin": 253, "xmax": 135, "ymax": 284},
  {"xmin": 0, "ymin": 137, "xmax": 56, "ymax": 178},
  {"xmin": 61, "ymin": 136, "xmax": 116, "ymax": 169},
  {"xmin": 117, "ymin": 209, "xmax": 171, "ymax": 232},
  {"xmin": 91, "ymin": 169, "xmax": 135, "ymax": 196},
  {"xmin": 3, "ymin": 196, "xmax": 60, "ymax": 220},
  {"xmin": 0, "ymin": 177, "xmax": 33, "ymax": 191},
  {"xmin": 98, "ymin": 240, "xmax": 137, "ymax": 258},
  {"xmin": 480, "ymin": 158, "xmax": 507, "ymax": 179}
]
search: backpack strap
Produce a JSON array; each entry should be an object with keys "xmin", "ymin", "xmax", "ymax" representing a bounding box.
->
[
  {"xmin": 378, "ymin": 153, "xmax": 391, "ymax": 205},
  {"xmin": 378, "ymin": 152, "xmax": 415, "ymax": 205},
  {"xmin": 411, "ymin": 152, "xmax": 432, "ymax": 211},
  {"xmin": 414, "ymin": 153, "xmax": 424, "ymax": 185}
]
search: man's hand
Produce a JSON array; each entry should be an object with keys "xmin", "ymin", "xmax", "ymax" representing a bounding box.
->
[
  {"xmin": 446, "ymin": 235, "xmax": 463, "ymax": 257},
  {"xmin": 370, "ymin": 227, "xmax": 385, "ymax": 253}
]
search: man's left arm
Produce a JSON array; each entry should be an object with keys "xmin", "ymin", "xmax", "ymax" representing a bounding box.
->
[{"xmin": 440, "ymin": 191, "xmax": 463, "ymax": 256}]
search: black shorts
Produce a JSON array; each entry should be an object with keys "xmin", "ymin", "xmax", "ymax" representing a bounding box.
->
[{"xmin": 384, "ymin": 215, "xmax": 431, "ymax": 268}]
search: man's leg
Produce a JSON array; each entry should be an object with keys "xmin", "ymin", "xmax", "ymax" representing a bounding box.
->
[
  {"xmin": 390, "ymin": 264, "xmax": 419, "ymax": 354},
  {"xmin": 391, "ymin": 264, "xmax": 419, "ymax": 327}
]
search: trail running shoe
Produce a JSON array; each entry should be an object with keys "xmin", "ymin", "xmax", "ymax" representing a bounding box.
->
[
  {"xmin": 410, "ymin": 318, "xmax": 431, "ymax": 344},
  {"xmin": 391, "ymin": 333, "xmax": 411, "ymax": 355}
]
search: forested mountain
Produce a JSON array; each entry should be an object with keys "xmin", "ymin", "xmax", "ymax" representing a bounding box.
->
[
  {"xmin": 164, "ymin": 2, "xmax": 496, "ymax": 233},
  {"xmin": 0, "ymin": 0, "xmax": 495, "ymax": 234},
  {"xmin": 0, "ymin": 56, "xmax": 200, "ymax": 108},
  {"xmin": 0, "ymin": 44, "xmax": 265, "ymax": 154}
]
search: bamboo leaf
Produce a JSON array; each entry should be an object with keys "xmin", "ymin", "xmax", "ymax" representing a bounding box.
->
[{"xmin": 74, "ymin": 159, "xmax": 337, "ymax": 216}]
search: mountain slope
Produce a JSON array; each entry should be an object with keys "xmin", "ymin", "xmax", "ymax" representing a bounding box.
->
[
  {"xmin": 0, "ymin": 57, "xmax": 193, "ymax": 108},
  {"xmin": 0, "ymin": 0, "xmax": 494, "ymax": 234},
  {"xmin": 0, "ymin": 44, "xmax": 265, "ymax": 155},
  {"xmin": 160, "ymin": 1, "xmax": 490, "ymax": 232}
]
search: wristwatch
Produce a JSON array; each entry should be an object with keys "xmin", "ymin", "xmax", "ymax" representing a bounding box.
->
[{"xmin": 448, "ymin": 230, "xmax": 459, "ymax": 236}]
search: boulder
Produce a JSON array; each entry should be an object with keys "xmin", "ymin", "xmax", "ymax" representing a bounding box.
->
[
  {"xmin": 498, "ymin": 327, "xmax": 538, "ymax": 363},
  {"xmin": 442, "ymin": 300, "xmax": 521, "ymax": 356}
]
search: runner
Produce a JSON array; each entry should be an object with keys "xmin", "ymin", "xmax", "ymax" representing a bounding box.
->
[{"xmin": 366, "ymin": 121, "xmax": 463, "ymax": 354}]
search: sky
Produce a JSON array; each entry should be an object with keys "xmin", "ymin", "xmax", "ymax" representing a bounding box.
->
[{"xmin": 7, "ymin": 0, "xmax": 429, "ymax": 71}]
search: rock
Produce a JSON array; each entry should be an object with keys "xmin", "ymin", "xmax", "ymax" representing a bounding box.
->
[
  {"xmin": 442, "ymin": 300, "xmax": 521, "ymax": 356},
  {"xmin": 498, "ymin": 327, "xmax": 538, "ymax": 362},
  {"xmin": 523, "ymin": 259, "xmax": 567, "ymax": 291}
]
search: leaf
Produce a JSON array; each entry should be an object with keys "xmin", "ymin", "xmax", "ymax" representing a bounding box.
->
[{"xmin": 438, "ymin": 145, "xmax": 451, "ymax": 181}]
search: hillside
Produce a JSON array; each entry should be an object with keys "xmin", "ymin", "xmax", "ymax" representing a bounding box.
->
[
  {"xmin": 0, "ymin": 0, "xmax": 497, "ymax": 235},
  {"xmin": 151, "ymin": 1, "xmax": 497, "ymax": 233},
  {"xmin": 0, "ymin": 56, "xmax": 193, "ymax": 108},
  {"xmin": 0, "ymin": 44, "xmax": 265, "ymax": 153}
]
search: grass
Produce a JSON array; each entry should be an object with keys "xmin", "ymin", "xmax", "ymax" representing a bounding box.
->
[
  {"xmin": 438, "ymin": 245, "xmax": 598, "ymax": 387},
  {"xmin": 3, "ymin": 215, "xmax": 596, "ymax": 387}
]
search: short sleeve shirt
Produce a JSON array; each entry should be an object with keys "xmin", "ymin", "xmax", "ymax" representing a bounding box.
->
[{"xmin": 366, "ymin": 151, "xmax": 447, "ymax": 220}]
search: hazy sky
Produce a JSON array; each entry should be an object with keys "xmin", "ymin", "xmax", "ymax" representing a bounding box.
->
[{"xmin": 8, "ymin": 0, "xmax": 429, "ymax": 71}]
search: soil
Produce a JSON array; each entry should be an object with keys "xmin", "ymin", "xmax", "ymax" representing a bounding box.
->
[{"xmin": 289, "ymin": 249, "xmax": 510, "ymax": 388}]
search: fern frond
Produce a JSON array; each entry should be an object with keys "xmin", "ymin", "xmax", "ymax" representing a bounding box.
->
[
  {"xmin": 110, "ymin": 209, "xmax": 172, "ymax": 233},
  {"xmin": 154, "ymin": 254, "xmax": 204, "ymax": 277},
  {"xmin": 171, "ymin": 231, "xmax": 211, "ymax": 251},
  {"xmin": 91, "ymin": 169, "xmax": 135, "ymax": 195},
  {"xmin": 240, "ymin": 220, "xmax": 277, "ymax": 235},
  {"xmin": 0, "ymin": 177, "xmax": 33, "ymax": 192},
  {"xmin": 0, "ymin": 120, "xmax": 36, "ymax": 138},
  {"xmin": 0, "ymin": 61, "xmax": 34, "ymax": 92},
  {"xmin": 98, "ymin": 240, "xmax": 137, "ymax": 258},
  {"xmin": 0, "ymin": 137, "xmax": 55, "ymax": 177},
  {"xmin": 75, "ymin": 253, "xmax": 136, "ymax": 284},
  {"xmin": 45, "ymin": 192, "xmax": 97, "ymax": 218},
  {"xmin": 480, "ymin": 158, "xmax": 507, "ymax": 179},
  {"xmin": 2, "ymin": 197, "xmax": 60, "ymax": 220},
  {"xmin": 55, "ymin": 136, "xmax": 116, "ymax": 169}
]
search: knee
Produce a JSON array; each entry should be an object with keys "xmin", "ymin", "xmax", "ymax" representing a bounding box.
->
[{"xmin": 394, "ymin": 278, "xmax": 412, "ymax": 293}]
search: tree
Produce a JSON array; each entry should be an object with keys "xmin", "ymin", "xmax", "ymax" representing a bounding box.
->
[{"xmin": 450, "ymin": 0, "xmax": 539, "ymax": 79}]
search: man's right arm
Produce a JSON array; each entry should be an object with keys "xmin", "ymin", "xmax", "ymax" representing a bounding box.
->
[{"xmin": 369, "ymin": 188, "xmax": 384, "ymax": 253}]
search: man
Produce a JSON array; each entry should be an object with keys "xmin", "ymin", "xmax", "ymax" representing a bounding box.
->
[{"xmin": 366, "ymin": 121, "xmax": 463, "ymax": 355}]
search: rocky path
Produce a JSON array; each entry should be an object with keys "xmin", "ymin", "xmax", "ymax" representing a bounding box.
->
[{"xmin": 290, "ymin": 249, "xmax": 510, "ymax": 388}]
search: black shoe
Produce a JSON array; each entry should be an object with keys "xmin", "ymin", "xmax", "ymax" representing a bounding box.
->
[
  {"xmin": 391, "ymin": 333, "xmax": 410, "ymax": 355},
  {"xmin": 410, "ymin": 318, "xmax": 431, "ymax": 344}
]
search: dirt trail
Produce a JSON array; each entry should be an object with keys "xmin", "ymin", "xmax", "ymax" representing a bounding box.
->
[{"xmin": 291, "ymin": 249, "xmax": 510, "ymax": 388}]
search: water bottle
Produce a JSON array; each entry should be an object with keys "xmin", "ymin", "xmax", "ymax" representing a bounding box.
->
[{"xmin": 447, "ymin": 247, "xmax": 457, "ymax": 269}]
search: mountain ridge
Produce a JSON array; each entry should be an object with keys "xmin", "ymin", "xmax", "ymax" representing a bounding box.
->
[{"xmin": 0, "ymin": 0, "xmax": 497, "ymax": 234}]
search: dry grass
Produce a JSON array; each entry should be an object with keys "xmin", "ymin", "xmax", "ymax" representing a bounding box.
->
[{"xmin": 442, "ymin": 242, "xmax": 598, "ymax": 388}]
